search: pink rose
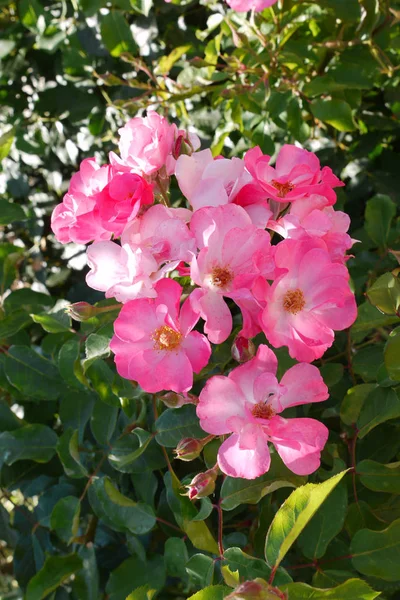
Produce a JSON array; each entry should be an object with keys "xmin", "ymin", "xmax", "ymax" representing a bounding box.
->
[
  {"xmin": 243, "ymin": 145, "xmax": 344, "ymax": 204},
  {"xmin": 176, "ymin": 149, "xmax": 272, "ymax": 228},
  {"xmin": 261, "ymin": 238, "xmax": 357, "ymax": 362},
  {"xmin": 189, "ymin": 204, "xmax": 273, "ymax": 344},
  {"xmin": 95, "ymin": 172, "xmax": 153, "ymax": 237},
  {"xmin": 197, "ymin": 344, "xmax": 329, "ymax": 479},
  {"xmin": 226, "ymin": 0, "xmax": 278, "ymax": 12},
  {"xmin": 51, "ymin": 158, "xmax": 112, "ymax": 244},
  {"xmin": 269, "ymin": 194, "xmax": 354, "ymax": 263},
  {"xmin": 109, "ymin": 112, "xmax": 200, "ymax": 177},
  {"xmin": 110, "ymin": 279, "xmax": 211, "ymax": 393}
]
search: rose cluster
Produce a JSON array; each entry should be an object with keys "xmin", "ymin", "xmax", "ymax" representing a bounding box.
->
[{"xmin": 52, "ymin": 111, "xmax": 356, "ymax": 481}]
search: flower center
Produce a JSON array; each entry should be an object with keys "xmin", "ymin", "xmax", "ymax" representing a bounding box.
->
[
  {"xmin": 211, "ymin": 266, "xmax": 233, "ymax": 289},
  {"xmin": 252, "ymin": 402, "xmax": 276, "ymax": 420},
  {"xmin": 283, "ymin": 288, "xmax": 306, "ymax": 315},
  {"xmin": 151, "ymin": 325, "xmax": 182, "ymax": 351},
  {"xmin": 271, "ymin": 180, "xmax": 294, "ymax": 198}
]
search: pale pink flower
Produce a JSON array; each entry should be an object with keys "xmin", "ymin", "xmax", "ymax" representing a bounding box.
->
[
  {"xmin": 244, "ymin": 145, "xmax": 344, "ymax": 204},
  {"xmin": 86, "ymin": 241, "xmax": 160, "ymax": 302},
  {"xmin": 51, "ymin": 158, "xmax": 112, "ymax": 244},
  {"xmin": 269, "ymin": 194, "xmax": 353, "ymax": 262},
  {"xmin": 226, "ymin": 0, "xmax": 278, "ymax": 12},
  {"xmin": 121, "ymin": 204, "xmax": 196, "ymax": 265},
  {"xmin": 197, "ymin": 345, "xmax": 329, "ymax": 479},
  {"xmin": 110, "ymin": 279, "xmax": 211, "ymax": 393},
  {"xmin": 110, "ymin": 111, "xmax": 200, "ymax": 177},
  {"xmin": 94, "ymin": 172, "xmax": 153, "ymax": 237},
  {"xmin": 189, "ymin": 204, "xmax": 274, "ymax": 344},
  {"xmin": 261, "ymin": 238, "xmax": 357, "ymax": 362},
  {"xmin": 86, "ymin": 205, "xmax": 196, "ymax": 302},
  {"xmin": 176, "ymin": 149, "xmax": 272, "ymax": 228}
]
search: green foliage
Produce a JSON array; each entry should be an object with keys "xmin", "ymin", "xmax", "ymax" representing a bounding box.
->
[{"xmin": 1, "ymin": 0, "xmax": 400, "ymax": 597}]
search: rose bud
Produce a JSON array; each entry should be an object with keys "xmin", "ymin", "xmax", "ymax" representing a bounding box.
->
[
  {"xmin": 67, "ymin": 302, "xmax": 96, "ymax": 322},
  {"xmin": 231, "ymin": 335, "xmax": 256, "ymax": 363},
  {"xmin": 226, "ymin": 579, "xmax": 287, "ymax": 600},
  {"xmin": 160, "ymin": 392, "xmax": 190, "ymax": 409},
  {"xmin": 174, "ymin": 438, "xmax": 204, "ymax": 462},
  {"xmin": 184, "ymin": 466, "xmax": 218, "ymax": 500}
]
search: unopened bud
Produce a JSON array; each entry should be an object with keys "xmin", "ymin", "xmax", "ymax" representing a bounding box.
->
[
  {"xmin": 172, "ymin": 134, "xmax": 193, "ymax": 160},
  {"xmin": 231, "ymin": 335, "xmax": 256, "ymax": 363},
  {"xmin": 67, "ymin": 302, "xmax": 96, "ymax": 322},
  {"xmin": 184, "ymin": 466, "xmax": 218, "ymax": 501},
  {"xmin": 174, "ymin": 437, "xmax": 203, "ymax": 461},
  {"xmin": 160, "ymin": 392, "xmax": 198, "ymax": 409},
  {"xmin": 226, "ymin": 579, "xmax": 287, "ymax": 600}
]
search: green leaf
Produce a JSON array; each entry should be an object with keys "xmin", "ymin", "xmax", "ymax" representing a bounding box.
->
[
  {"xmin": 0, "ymin": 308, "xmax": 31, "ymax": 340},
  {"xmin": 351, "ymin": 302, "xmax": 400, "ymax": 341},
  {"xmin": 50, "ymin": 496, "xmax": 80, "ymax": 543},
  {"xmin": 280, "ymin": 578, "xmax": 380, "ymax": 599},
  {"xmin": 357, "ymin": 459, "xmax": 400, "ymax": 494},
  {"xmin": 19, "ymin": 0, "xmax": 46, "ymax": 32},
  {"xmin": 0, "ymin": 127, "xmax": 15, "ymax": 161},
  {"xmin": 0, "ymin": 200, "xmax": 25, "ymax": 225},
  {"xmin": 0, "ymin": 399, "xmax": 24, "ymax": 431},
  {"xmin": 58, "ymin": 338, "xmax": 85, "ymax": 389},
  {"xmin": 351, "ymin": 518, "xmax": 400, "ymax": 581},
  {"xmin": 384, "ymin": 327, "xmax": 400, "ymax": 381},
  {"xmin": 367, "ymin": 273, "xmax": 400, "ymax": 315},
  {"xmin": 100, "ymin": 11, "xmax": 136, "ymax": 57},
  {"xmin": 83, "ymin": 333, "xmax": 110, "ymax": 371},
  {"xmin": 165, "ymin": 537, "xmax": 189, "ymax": 580},
  {"xmin": 298, "ymin": 484, "xmax": 348, "ymax": 559},
  {"xmin": 108, "ymin": 429, "xmax": 153, "ymax": 472},
  {"xmin": 72, "ymin": 545, "xmax": 99, "ymax": 600},
  {"xmin": 357, "ymin": 387, "xmax": 400, "ymax": 439},
  {"xmin": 106, "ymin": 555, "xmax": 165, "ymax": 600},
  {"xmin": 265, "ymin": 470, "xmax": 348, "ymax": 570},
  {"xmin": 220, "ymin": 453, "xmax": 305, "ymax": 510},
  {"xmin": 57, "ymin": 428, "xmax": 87, "ymax": 478},
  {"xmin": 365, "ymin": 194, "xmax": 397, "ymax": 249},
  {"xmin": 89, "ymin": 476, "xmax": 156, "ymax": 534},
  {"xmin": 26, "ymin": 553, "xmax": 83, "ymax": 600},
  {"xmin": 59, "ymin": 390, "xmax": 95, "ymax": 443},
  {"xmin": 187, "ymin": 586, "xmax": 230, "ymax": 600},
  {"xmin": 5, "ymin": 345, "xmax": 64, "ymax": 400},
  {"xmin": 340, "ymin": 384, "xmax": 376, "ymax": 425},
  {"xmin": 155, "ymin": 405, "xmax": 205, "ymax": 447},
  {"xmin": 90, "ymin": 397, "xmax": 118, "ymax": 445},
  {"xmin": 352, "ymin": 345, "xmax": 384, "ymax": 382},
  {"xmin": 31, "ymin": 300, "xmax": 71, "ymax": 333},
  {"xmin": 158, "ymin": 45, "xmax": 192, "ymax": 75},
  {"xmin": 126, "ymin": 587, "xmax": 156, "ymax": 600},
  {"xmin": 311, "ymin": 98, "xmax": 357, "ymax": 131},
  {"xmin": 186, "ymin": 553, "xmax": 214, "ymax": 588},
  {"xmin": 0, "ymin": 424, "xmax": 57, "ymax": 465},
  {"xmin": 87, "ymin": 359, "xmax": 120, "ymax": 407}
]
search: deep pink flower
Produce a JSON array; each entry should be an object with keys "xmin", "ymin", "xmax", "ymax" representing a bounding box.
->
[
  {"xmin": 269, "ymin": 194, "xmax": 353, "ymax": 262},
  {"xmin": 261, "ymin": 238, "xmax": 357, "ymax": 362},
  {"xmin": 244, "ymin": 145, "xmax": 344, "ymax": 204},
  {"xmin": 51, "ymin": 158, "xmax": 112, "ymax": 244},
  {"xmin": 176, "ymin": 149, "xmax": 272, "ymax": 228},
  {"xmin": 197, "ymin": 345, "xmax": 329, "ymax": 479},
  {"xmin": 189, "ymin": 204, "xmax": 274, "ymax": 344},
  {"xmin": 110, "ymin": 279, "xmax": 211, "ymax": 393},
  {"xmin": 95, "ymin": 172, "xmax": 153, "ymax": 237},
  {"xmin": 226, "ymin": 0, "xmax": 278, "ymax": 11}
]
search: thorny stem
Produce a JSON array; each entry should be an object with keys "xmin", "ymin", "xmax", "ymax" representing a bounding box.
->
[
  {"xmin": 350, "ymin": 425, "xmax": 359, "ymax": 505},
  {"xmin": 79, "ymin": 453, "xmax": 108, "ymax": 502},
  {"xmin": 287, "ymin": 553, "xmax": 354, "ymax": 571},
  {"xmin": 213, "ymin": 501, "xmax": 225, "ymax": 558},
  {"xmin": 155, "ymin": 175, "xmax": 170, "ymax": 207}
]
